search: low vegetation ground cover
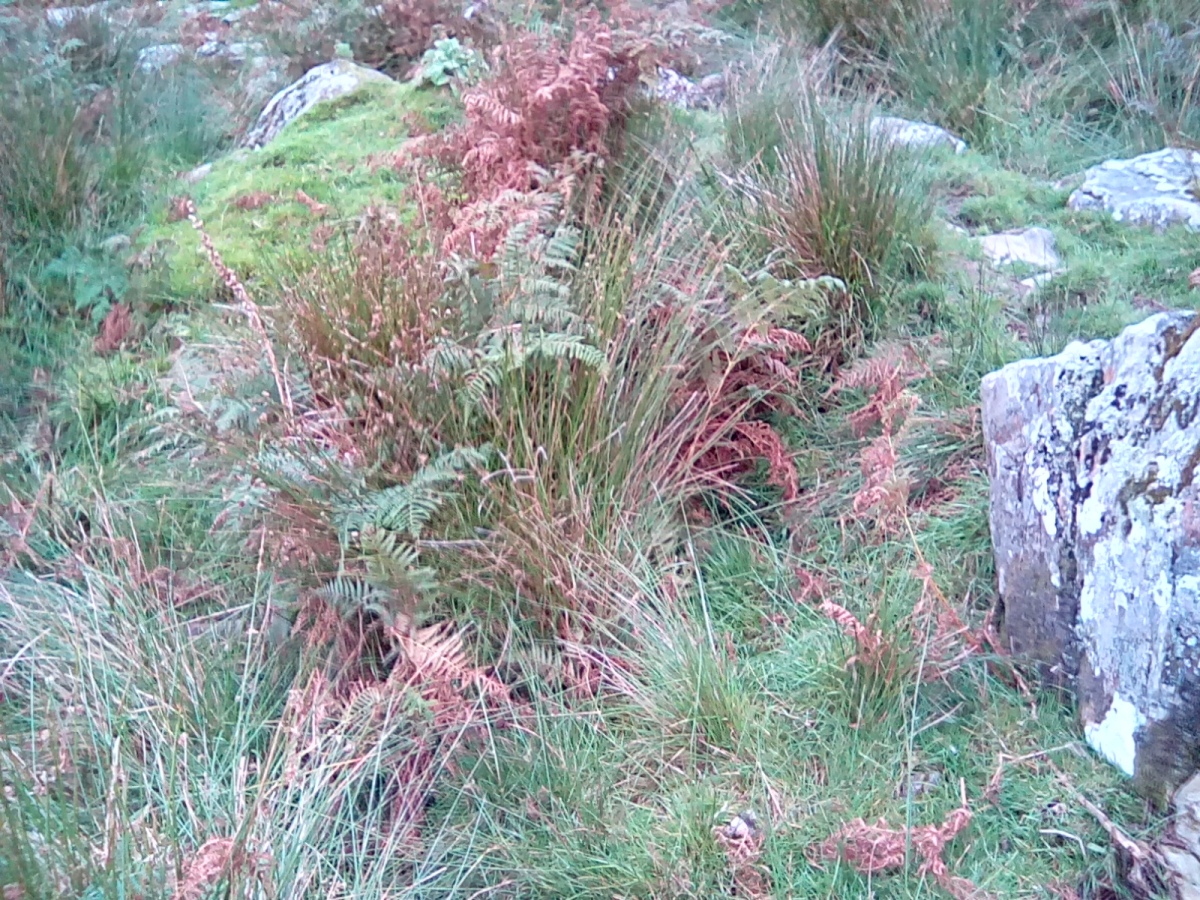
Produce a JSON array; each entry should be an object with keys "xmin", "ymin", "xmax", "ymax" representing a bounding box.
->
[{"xmin": 2, "ymin": 0, "xmax": 1196, "ymax": 897}]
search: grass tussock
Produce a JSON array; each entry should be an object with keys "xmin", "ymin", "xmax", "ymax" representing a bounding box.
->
[{"xmin": 725, "ymin": 59, "xmax": 935, "ymax": 345}]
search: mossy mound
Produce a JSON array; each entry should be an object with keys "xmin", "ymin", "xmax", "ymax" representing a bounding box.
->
[{"xmin": 145, "ymin": 78, "xmax": 457, "ymax": 302}]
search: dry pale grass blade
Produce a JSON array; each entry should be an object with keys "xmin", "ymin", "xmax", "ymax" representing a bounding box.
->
[
  {"xmin": 911, "ymin": 559, "xmax": 985, "ymax": 680},
  {"xmin": 818, "ymin": 599, "xmax": 882, "ymax": 658},
  {"xmin": 294, "ymin": 189, "xmax": 327, "ymax": 216}
]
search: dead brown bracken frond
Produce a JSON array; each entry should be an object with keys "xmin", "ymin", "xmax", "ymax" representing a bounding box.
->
[
  {"xmin": 809, "ymin": 781, "xmax": 989, "ymax": 899},
  {"xmin": 172, "ymin": 837, "xmax": 272, "ymax": 900},
  {"xmin": 398, "ymin": 12, "xmax": 654, "ymax": 257},
  {"xmin": 713, "ymin": 820, "xmax": 771, "ymax": 898}
]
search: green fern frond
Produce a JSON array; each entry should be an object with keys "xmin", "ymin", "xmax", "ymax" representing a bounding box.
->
[
  {"xmin": 212, "ymin": 396, "xmax": 257, "ymax": 434},
  {"xmin": 523, "ymin": 332, "xmax": 609, "ymax": 374},
  {"xmin": 426, "ymin": 340, "xmax": 477, "ymax": 377},
  {"xmin": 407, "ymin": 445, "xmax": 491, "ymax": 488},
  {"xmin": 460, "ymin": 359, "xmax": 505, "ymax": 410},
  {"xmin": 541, "ymin": 225, "xmax": 580, "ymax": 273},
  {"xmin": 359, "ymin": 525, "xmax": 422, "ymax": 570},
  {"xmin": 320, "ymin": 576, "xmax": 389, "ymax": 619},
  {"xmin": 503, "ymin": 298, "xmax": 584, "ymax": 333}
]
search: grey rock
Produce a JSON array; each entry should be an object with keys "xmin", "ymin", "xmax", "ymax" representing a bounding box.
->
[
  {"xmin": 241, "ymin": 59, "xmax": 393, "ymax": 150},
  {"xmin": 1016, "ymin": 270, "xmax": 1064, "ymax": 295},
  {"xmin": 220, "ymin": 6, "xmax": 252, "ymax": 25},
  {"xmin": 196, "ymin": 39, "xmax": 260, "ymax": 63},
  {"xmin": 724, "ymin": 810, "xmax": 757, "ymax": 839},
  {"xmin": 182, "ymin": 162, "xmax": 213, "ymax": 184},
  {"xmin": 870, "ymin": 116, "xmax": 967, "ymax": 155},
  {"xmin": 896, "ymin": 769, "xmax": 943, "ymax": 799},
  {"xmin": 652, "ymin": 67, "xmax": 726, "ymax": 110},
  {"xmin": 1162, "ymin": 773, "xmax": 1200, "ymax": 899},
  {"xmin": 136, "ymin": 43, "xmax": 185, "ymax": 73},
  {"xmin": 982, "ymin": 311, "xmax": 1200, "ymax": 802},
  {"xmin": 978, "ymin": 227, "xmax": 1062, "ymax": 271},
  {"xmin": 1068, "ymin": 148, "xmax": 1200, "ymax": 230},
  {"xmin": 47, "ymin": 0, "xmax": 166, "ymax": 29},
  {"xmin": 181, "ymin": 1, "xmax": 233, "ymax": 17}
]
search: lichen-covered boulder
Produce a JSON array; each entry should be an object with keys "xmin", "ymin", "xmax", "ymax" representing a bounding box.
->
[
  {"xmin": 869, "ymin": 116, "xmax": 967, "ymax": 154},
  {"xmin": 982, "ymin": 311, "xmax": 1200, "ymax": 803},
  {"xmin": 1068, "ymin": 148, "xmax": 1200, "ymax": 231},
  {"xmin": 241, "ymin": 59, "xmax": 394, "ymax": 150}
]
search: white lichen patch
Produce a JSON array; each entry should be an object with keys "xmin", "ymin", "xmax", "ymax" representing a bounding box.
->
[{"xmin": 1085, "ymin": 693, "xmax": 1145, "ymax": 776}]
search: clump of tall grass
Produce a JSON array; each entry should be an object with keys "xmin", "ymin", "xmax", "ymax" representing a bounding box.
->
[
  {"xmin": 271, "ymin": 26, "xmax": 825, "ymax": 633},
  {"xmin": 278, "ymin": 145, "xmax": 823, "ymax": 632},
  {"xmin": 724, "ymin": 59, "xmax": 935, "ymax": 341},
  {"xmin": 1088, "ymin": 8, "xmax": 1200, "ymax": 150},
  {"xmin": 885, "ymin": 0, "xmax": 1022, "ymax": 147}
]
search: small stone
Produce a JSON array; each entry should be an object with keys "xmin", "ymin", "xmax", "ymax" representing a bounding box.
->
[
  {"xmin": 137, "ymin": 43, "xmax": 185, "ymax": 73},
  {"xmin": 725, "ymin": 815, "xmax": 751, "ymax": 839},
  {"xmin": 870, "ymin": 116, "xmax": 967, "ymax": 155},
  {"xmin": 652, "ymin": 67, "xmax": 726, "ymax": 110},
  {"xmin": 896, "ymin": 769, "xmax": 943, "ymax": 798},
  {"xmin": 46, "ymin": 3, "xmax": 103, "ymax": 27},
  {"xmin": 978, "ymin": 227, "xmax": 1062, "ymax": 271},
  {"xmin": 182, "ymin": 163, "xmax": 213, "ymax": 184},
  {"xmin": 1017, "ymin": 271, "xmax": 1064, "ymax": 295}
]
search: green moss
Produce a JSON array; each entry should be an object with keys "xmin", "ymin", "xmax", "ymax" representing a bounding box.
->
[
  {"xmin": 934, "ymin": 151, "xmax": 1064, "ymax": 229},
  {"xmin": 144, "ymin": 80, "xmax": 457, "ymax": 301}
]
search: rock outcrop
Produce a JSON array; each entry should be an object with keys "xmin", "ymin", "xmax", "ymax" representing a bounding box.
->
[
  {"xmin": 242, "ymin": 59, "xmax": 394, "ymax": 150},
  {"xmin": 1068, "ymin": 148, "xmax": 1200, "ymax": 231},
  {"xmin": 982, "ymin": 311, "xmax": 1200, "ymax": 803}
]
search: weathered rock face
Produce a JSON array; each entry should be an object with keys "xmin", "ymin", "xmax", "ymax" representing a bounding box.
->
[
  {"xmin": 1068, "ymin": 148, "xmax": 1200, "ymax": 231},
  {"xmin": 241, "ymin": 59, "xmax": 394, "ymax": 150},
  {"xmin": 982, "ymin": 312, "xmax": 1200, "ymax": 803},
  {"xmin": 869, "ymin": 116, "xmax": 967, "ymax": 155}
]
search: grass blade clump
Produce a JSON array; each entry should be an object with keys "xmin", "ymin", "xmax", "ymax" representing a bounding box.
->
[{"xmin": 726, "ymin": 60, "xmax": 935, "ymax": 343}]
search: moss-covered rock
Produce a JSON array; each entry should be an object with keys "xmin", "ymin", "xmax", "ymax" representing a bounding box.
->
[{"xmin": 144, "ymin": 76, "xmax": 456, "ymax": 302}]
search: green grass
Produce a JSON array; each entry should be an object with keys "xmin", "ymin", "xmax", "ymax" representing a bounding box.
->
[{"xmin": 4, "ymin": 1, "xmax": 1196, "ymax": 897}]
